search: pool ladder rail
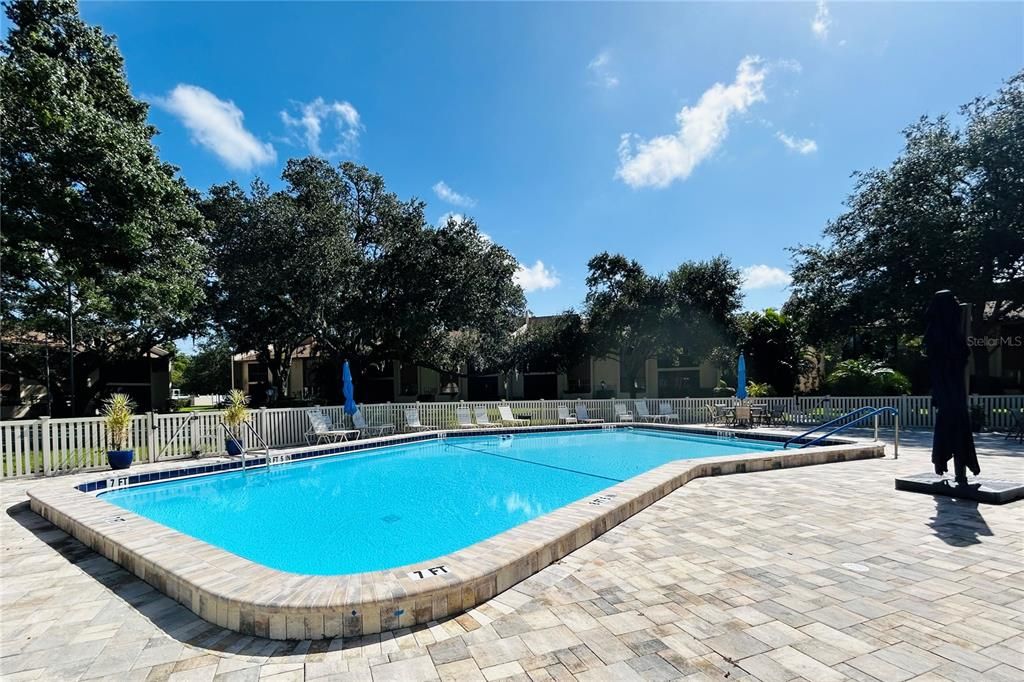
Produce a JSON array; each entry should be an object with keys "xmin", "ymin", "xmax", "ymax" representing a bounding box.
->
[
  {"xmin": 218, "ymin": 421, "xmax": 272, "ymax": 470},
  {"xmin": 783, "ymin": 406, "xmax": 900, "ymax": 459}
]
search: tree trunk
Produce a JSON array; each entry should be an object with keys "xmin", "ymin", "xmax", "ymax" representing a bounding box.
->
[{"xmin": 260, "ymin": 345, "xmax": 292, "ymax": 404}]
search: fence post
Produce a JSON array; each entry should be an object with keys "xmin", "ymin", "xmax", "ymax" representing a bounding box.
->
[
  {"xmin": 150, "ymin": 411, "xmax": 162, "ymax": 462},
  {"xmin": 40, "ymin": 416, "xmax": 51, "ymax": 476},
  {"xmin": 259, "ymin": 407, "xmax": 268, "ymax": 447},
  {"xmin": 190, "ymin": 413, "xmax": 199, "ymax": 456}
]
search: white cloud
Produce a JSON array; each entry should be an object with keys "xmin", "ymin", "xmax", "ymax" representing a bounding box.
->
[
  {"xmin": 812, "ymin": 0, "xmax": 832, "ymax": 41},
  {"xmin": 514, "ymin": 260, "xmax": 560, "ymax": 292},
  {"xmin": 151, "ymin": 84, "xmax": 275, "ymax": 170},
  {"xmin": 588, "ymin": 50, "xmax": 619, "ymax": 88},
  {"xmin": 742, "ymin": 265, "xmax": 792, "ymax": 290},
  {"xmin": 281, "ymin": 98, "xmax": 362, "ymax": 157},
  {"xmin": 776, "ymin": 131, "xmax": 818, "ymax": 154},
  {"xmin": 433, "ymin": 181, "xmax": 476, "ymax": 208},
  {"xmin": 616, "ymin": 56, "xmax": 767, "ymax": 188},
  {"xmin": 437, "ymin": 211, "xmax": 465, "ymax": 227}
]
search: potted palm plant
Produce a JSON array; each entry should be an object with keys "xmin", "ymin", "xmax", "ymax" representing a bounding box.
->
[
  {"xmin": 103, "ymin": 393, "xmax": 136, "ymax": 470},
  {"xmin": 223, "ymin": 389, "xmax": 250, "ymax": 456}
]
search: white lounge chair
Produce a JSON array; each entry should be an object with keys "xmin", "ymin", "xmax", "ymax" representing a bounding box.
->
[
  {"xmin": 498, "ymin": 404, "xmax": 529, "ymax": 426},
  {"xmin": 456, "ymin": 406, "xmax": 481, "ymax": 428},
  {"xmin": 557, "ymin": 406, "xmax": 578, "ymax": 424},
  {"xmin": 613, "ymin": 403, "xmax": 634, "ymax": 422},
  {"xmin": 304, "ymin": 409, "xmax": 359, "ymax": 444},
  {"xmin": 575, "ymin": 403, "xmax": 604, "ymax": 423},
  {"xmin": 352, "ymin": 408, "xmax": 396, "ymax": 437},
  {"xmin": 473, "ymin": 406, "xmax": 498, "ymax": 427},
  {"xmin": 634, "ymin": 400, "xmax": 665, "ymax": 422},
  {"xmin": 658, "ymin": 402, "xmax": 680, "ymax": 422},
  {"xmin": 404, "ymin": 407, "xmax": 433, "ymax": 432}
]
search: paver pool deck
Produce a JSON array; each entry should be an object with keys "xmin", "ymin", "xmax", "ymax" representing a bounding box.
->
[{"xmin": 1, "ymin": 429, "xmax": 1022, "ymax": 681}]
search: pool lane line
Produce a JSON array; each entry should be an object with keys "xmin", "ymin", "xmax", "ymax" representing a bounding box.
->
[{"xmin": 441, "ymin": 440, "xmax": 624, "ymax": 484}]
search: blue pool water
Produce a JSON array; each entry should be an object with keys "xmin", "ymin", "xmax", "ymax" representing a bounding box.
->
[{"xmin": 101, "ymin": 429, "xmax": 781, "ymax": 575}]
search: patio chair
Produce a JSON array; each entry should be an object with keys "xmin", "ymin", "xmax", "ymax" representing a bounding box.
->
[
  {"xmin": 613, "ymin": 403, "xmax": 634, "ymax": 422},
  {"xmin": 634, "ymin": 400, "xmax": 665, "ymax": 422},
  {"xmin": 765, "ymin": 406, "xmax": 787, "ymax": 427},
  {"xmin": 456, "ymin": 406, "xmax": 482, "ymax": 428},
  {"xmin": 352, "ymin": 408, "xmax": 396, "ymax": 437},
  {"xmin": 557, "ymin": 406, "xmax": 578, "ymax": 424},
  {"xmin": 706, "ymin": 404, "xmax": 730, "ymax": 426},
  {"xmin": 575, "ymin": 403, "xmax": 604, "ymax": 423},
  {"xmin": 751, "ymin": 404, "xmax": 768, "ymax": 426},
  {"xmin": 473, "ymin": 406, "xmax": 499, "ymax": 428},
  {"xmin": 304, "ymin": 409, "xmax": 359, "ymax": 444},
  {"xmin": 498, "ymin": 405, "xmax": 529, "ymax": 426},
  {"xmin": 404, "ymin": 407, "xmax": 434, "ymax": 432},
  {"xmin": 732, "ymin": 404, "xmax": 752, "ymax": 427},
  {"xmin": 658, "ymin": 402, "xmax": 680, "ymax": 422}
]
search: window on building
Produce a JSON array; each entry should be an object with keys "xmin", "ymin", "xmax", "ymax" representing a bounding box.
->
[
  {"xmin": 565, "ymin": 359, "xmax": 591, "ymax": 394},
  {"xmin": 439, "ymin": 371, "xmax": 460, "ymax": 397},
  {"xmin": 247, "ymin": 363, "xmax": 268, "ymax": 386}
]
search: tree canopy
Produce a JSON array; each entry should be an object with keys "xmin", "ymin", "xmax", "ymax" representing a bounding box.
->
[
  {"xmin": 204, "ymin": 158, "xmax": 526, "ymax": 399},
  {"xmin": 584, "ymin": 252, "xmax": 742, "ymax": 397},
  {"xmin": 1, "ymin": 0, "xmax": 209, "ymax": 413},
  {"xmin": 172, "ymin": 337, "xmax": 233, "ymax": 396},
  {"xmin": 784, "ymin": 71, "xmax": 1024, "ymax": 387},
  {"xmin": 736, "ymin": 308, "xmax": 804, "ymax": 395}
]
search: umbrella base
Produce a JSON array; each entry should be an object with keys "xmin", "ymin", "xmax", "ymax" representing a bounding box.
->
[{"xmin": 895, "ymin": 473, "xmax": 1024, "ymax": 505}]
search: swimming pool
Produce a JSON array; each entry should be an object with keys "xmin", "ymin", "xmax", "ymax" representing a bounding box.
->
[{"xmin": 101, "ymin": 428, "xmax": 782, "ymax": 575}]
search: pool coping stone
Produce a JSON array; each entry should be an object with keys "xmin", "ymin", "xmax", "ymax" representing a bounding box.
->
[{"xmin": 27, "ymin": 423, "xmax": 885, "ymax": 640}]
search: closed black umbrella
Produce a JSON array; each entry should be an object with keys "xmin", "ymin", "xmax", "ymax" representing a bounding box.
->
[{"xmin": 924, "ymin": 290, "xmax": 979, "ymax": 485}]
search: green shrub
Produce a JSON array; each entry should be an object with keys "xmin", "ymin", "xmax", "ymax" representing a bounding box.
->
[
  {"xmin": 824, "ymin": 359, "xmax": 912, "ymax": 396},
  {"xmin": 223, "ymin": 389, "xmax": 250, "ymax": 434},
  {"xmin": 712, "ymin": 379, "xmax": 736, "ymax": 397},
  {"xmin": 102, "ymin": 393, "xmax": 135, "ymax": 450},
  {"xmin": 746, "ymin": 381, "xmax": 776, "ymax": 397}
]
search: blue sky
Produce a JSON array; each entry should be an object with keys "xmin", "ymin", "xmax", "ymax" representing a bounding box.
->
[{"xmin": 80, "ymin": 1, "xmax": 1022, "ymax": 319}]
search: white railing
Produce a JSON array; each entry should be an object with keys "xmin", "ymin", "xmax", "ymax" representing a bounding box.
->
[{"xmin": 2, "ymin": 394, "xmax": 1021, "ymax": 478}]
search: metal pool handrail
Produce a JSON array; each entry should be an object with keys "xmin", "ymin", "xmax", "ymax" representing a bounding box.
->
[
  {"xmin": 786, "ymin": 407, "xmax": 900, "ymax": 459},
  {"xmin": 783, "ymin": 407, "xmax": 876, "ymax": 448},
  {"xmin": 218, "ymin": 421, "xmax": 271, "ymax": 470}
]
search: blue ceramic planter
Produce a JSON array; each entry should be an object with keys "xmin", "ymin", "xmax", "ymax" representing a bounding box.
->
[
  {"xmin": 107, "ymin": 449, "xmax": 134, "ymax": 470},
  {"xmin": 225, "ymin": 439, "xmax": 244, "ymax": 456}
]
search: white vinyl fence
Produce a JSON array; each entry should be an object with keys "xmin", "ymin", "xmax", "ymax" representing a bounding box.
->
[{"xmin": 2, "ymin": 394, "xmax": 1021, "ymax": 479}]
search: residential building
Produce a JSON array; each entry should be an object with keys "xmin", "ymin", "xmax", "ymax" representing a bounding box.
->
[{"xmin": 231, "ymin": 340, "xmax": 721, "ymax": 404}]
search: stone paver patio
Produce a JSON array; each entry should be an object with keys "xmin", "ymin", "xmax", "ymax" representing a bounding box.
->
[{"xmin": 1, "ymin": 430, "xmax": 1022, "ymax": 681}]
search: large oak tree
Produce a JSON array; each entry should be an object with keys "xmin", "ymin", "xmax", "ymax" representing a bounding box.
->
[
  {"xmin": 204, "ymin": 158, "xmax": 526, "ymax": 400},
  {"xmin": 785, "ymin": 71, "xmax": 1023, "ymax": 388},
  {"xmin": 1, "ymin": 0, "xmax": 209, "ymax": 414}
]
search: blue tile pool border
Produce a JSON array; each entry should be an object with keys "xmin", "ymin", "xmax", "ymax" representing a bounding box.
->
[{"xmin": 73, "ymin": 423, "xmax": 840, "ymax": 494}]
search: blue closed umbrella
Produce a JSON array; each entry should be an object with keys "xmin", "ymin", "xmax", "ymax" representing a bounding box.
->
[
  {"xmin": 342, "ymin": 361, "xmax": 357, "ymax": 416},
  {"xmin": 736, "ymin": 353, "xmax": 748, "ymax": 401}
]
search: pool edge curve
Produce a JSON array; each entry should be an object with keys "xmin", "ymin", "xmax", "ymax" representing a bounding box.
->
[{"xmin": 27, "ymin": 426, "xmax": 885, "ymax": 640}]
